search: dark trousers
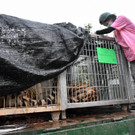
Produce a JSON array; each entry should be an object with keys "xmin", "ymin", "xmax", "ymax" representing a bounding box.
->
[{"xmin": 130, "ymin": 61, "xmax": 135, "ymax": 80}]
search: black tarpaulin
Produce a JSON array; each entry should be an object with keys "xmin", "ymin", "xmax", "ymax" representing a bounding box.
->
[{"xmin": 0, "ymin": 14, "xmax": 89, "ymax": 97}]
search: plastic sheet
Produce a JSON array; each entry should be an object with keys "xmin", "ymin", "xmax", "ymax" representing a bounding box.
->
[{"xmin": 0, "ymin": 14, "xmax": 89, "ymax": 96}]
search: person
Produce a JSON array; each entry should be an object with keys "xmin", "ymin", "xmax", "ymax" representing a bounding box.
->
[{"xmin": 95, "ymin": 12, "xmax": 135, "ymax": 80}]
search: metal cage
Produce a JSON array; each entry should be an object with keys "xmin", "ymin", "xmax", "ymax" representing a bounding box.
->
[
  {"xmin": 60, "ymin": 35, "xmax": 132, "ymax": 110},
  {"xmin": 0, "ymin": 78, "xmax": 61, "ymax": 116},
  {"xmin": 0, "ymin": 35, "xmax": 132, "ymax": 117}
]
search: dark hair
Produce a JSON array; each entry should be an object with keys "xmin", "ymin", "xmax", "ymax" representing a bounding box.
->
[{"xmin": 104, "ymin": 14, "xmax": 117, "ymax": 22}]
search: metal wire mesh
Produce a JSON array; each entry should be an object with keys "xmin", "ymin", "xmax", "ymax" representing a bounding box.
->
[
  {"xmin": 0, "ymin": 78, "xmax": 58, "ymax": 108},
  {"xmin": 66, "ymin": 37, "xmax": 128, "ymax": 103}
]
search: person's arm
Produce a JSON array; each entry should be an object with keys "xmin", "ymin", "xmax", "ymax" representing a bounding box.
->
[{"xmin": 95, "ymin": 27, "xmax": 115, "ymax": 35}]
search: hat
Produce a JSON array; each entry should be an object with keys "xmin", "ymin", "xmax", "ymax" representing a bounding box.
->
[{"xmin": 99, "ymin": 12, "xmax": 111, "ymax": 24}]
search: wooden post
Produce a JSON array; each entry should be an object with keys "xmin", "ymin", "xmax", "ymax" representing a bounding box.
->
[
  {"xmin": 58, "ymin": 71, "xmax": 67, "ymax": 111},
  {"xmin": 37, "ymin": 83, "xmax": 43, "ymax": 100},
  {"xmin": 51, "ymin": 111, "xmax": 60, "ymax": 122},
  {"xmin": 61, "ymin": 110, "xmax": 66, "ymax": 120},
  {"xmin": 122, "ymin": 104, "xmax": 130, "ymax": 112},
  {"xmin": 58, "ymin": 71, "xmax": 67, "ymax": 120}
]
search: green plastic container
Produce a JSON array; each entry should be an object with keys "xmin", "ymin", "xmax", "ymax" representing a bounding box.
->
[{"xmin": 10, "ymin": 115, "xmax": 135, "ymax": 135}]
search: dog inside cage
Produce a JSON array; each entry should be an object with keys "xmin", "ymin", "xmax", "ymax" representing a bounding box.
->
[
  {"xmin": 0, "ymin": 78, "xmax": 58, "ymax": 108},
  {"xmin": 66, "ymin": 37, "xmax": 127, "ymax": 103}
]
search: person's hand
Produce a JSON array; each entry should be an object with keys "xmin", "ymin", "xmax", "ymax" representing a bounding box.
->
[{"xmin": 94, "ymin": 31, "xmax": 97, "ymax": 34}]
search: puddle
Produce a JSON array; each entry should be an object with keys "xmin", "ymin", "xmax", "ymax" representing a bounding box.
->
[{"xmin": 0, "ymin": 124, "xmax": 26, "ymax": 135}]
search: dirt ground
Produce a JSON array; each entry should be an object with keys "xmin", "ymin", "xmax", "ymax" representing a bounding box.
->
[
  {"xmin": 29, "ymin": 112, "xmax": 135, "ymax": 130},
  {"xmin": 0, "ymin": 105, "xmax": 135, "ymax": 130}
]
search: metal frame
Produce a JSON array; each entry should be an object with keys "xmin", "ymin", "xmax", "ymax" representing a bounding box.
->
[
  {"xmin": 0, "ymin": 35, "xmax": 133, "ymax": 117},
  {"xmin": 127, "ymin": 62, "xmax": 135, "ymax": 103},
  {"xmin": 59, "ymin": 35, "xmax": 132, "ymax": 109}
]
